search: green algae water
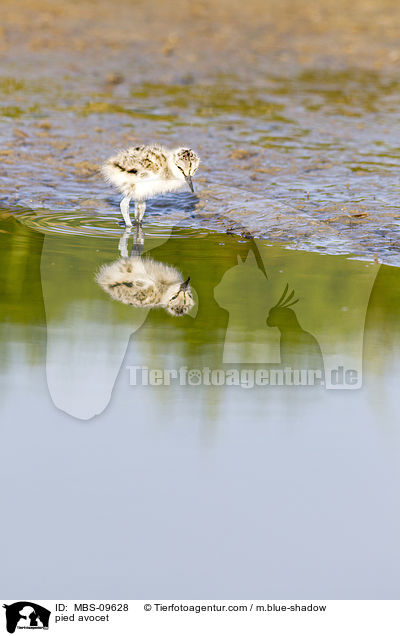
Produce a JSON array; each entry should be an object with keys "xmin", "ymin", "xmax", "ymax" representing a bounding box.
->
[{"xmin": 1, "ymin": 209, "xmax": 399, "ymax": 599}]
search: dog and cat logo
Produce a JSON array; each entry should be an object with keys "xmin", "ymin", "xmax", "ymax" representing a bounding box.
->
[{"xmin": 2, "ymin": 603, "xmax": 50, "ymax": 633}]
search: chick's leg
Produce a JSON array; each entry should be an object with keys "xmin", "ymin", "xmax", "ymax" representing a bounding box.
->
[
  {"xmin": 120, "ymin": 196, "xmax": 132, "ymax": 227},
  {"xmin": 135, "ymin": 201, "xmax": 146, "ymax": 223}
]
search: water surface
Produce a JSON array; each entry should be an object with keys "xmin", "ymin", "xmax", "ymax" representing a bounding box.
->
[{"xmin": 1, "ymin": 210, "xmax": 399, "ymax": 599}]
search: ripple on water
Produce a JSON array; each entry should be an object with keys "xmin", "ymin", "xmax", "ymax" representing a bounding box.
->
[
  {"xmin": 12, "ymin": 208, "xmax": 189, "ymax": 244},
  {"xmin": 14, "ymin": 209, "xmax": 124, "ymax": 237}
]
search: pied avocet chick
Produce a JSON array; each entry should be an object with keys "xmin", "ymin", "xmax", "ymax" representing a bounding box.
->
[
  {"xmin": 96, "ymin": 243, "xmax": 194, "ymax": 316},
  {"xmin": 102, "ymin": 144, "xmax": 200, "ymax": 227}
]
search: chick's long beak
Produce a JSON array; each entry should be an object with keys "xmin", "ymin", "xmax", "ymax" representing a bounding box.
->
[
  {"xmin": 180, "ymin": 276, "xmax": 190, "ymax": 291},
  {"xmin": 185, "ymin": 175, "xmax": 194, "ymax": 192}
]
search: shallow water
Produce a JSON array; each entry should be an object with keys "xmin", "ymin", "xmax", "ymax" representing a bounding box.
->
[
  {"xmin": 1, "ymin": 210, "xmax": 400, "ymax": 598},
  {"xmin": 2, "ymin": 70, "xmax": 400, "ymax": 264}
]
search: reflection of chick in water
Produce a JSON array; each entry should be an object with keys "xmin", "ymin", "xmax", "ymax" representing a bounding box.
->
[{"xmin": 96, "ymin": 229, "xmax": 194, "ymax": 316}]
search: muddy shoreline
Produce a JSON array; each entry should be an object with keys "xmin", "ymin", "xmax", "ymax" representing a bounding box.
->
[{"xmin": 2, "ymin": 0, "xmax": 400, "ymax": 77}]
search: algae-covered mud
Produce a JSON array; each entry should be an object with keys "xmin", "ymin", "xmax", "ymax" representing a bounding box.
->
[
  {"xmin": 2, "ymin": 72, "xmax": 400, "ymax": 264},
  {"xmin": 1, "ymin": 0, "xmax": 400, "ymax": 263}
]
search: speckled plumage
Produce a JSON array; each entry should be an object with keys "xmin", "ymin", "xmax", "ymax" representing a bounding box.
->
[
  {"xmin": 96, "ymin": 255, "xmax": 194, "ymax": 316},
  {"xmin": 102, "ymin": 144, "xmax": 200, "ymax": 226}
]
